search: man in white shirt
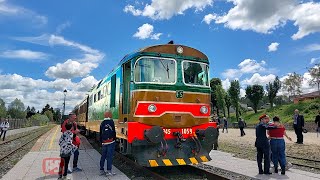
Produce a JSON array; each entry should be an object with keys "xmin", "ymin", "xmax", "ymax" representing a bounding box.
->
[{"xmin": 0, "ymin": 119, "xmax": 10, "ymax": 141}]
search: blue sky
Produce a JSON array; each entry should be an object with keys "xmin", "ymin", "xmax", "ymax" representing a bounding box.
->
[{"xmin": 0, "ymin": 0, "xmax": 320, "ymax": 113}]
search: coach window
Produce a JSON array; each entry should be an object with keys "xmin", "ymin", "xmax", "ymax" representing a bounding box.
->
[
  {"xmin": 89, "ymin": 95, "xmax": 93, "ymax": 106},
  {"xmin": 98, "ymin": 91, "xmax": 101, "ymax": 100},
  {"xmin": 182, "ymin": 61, "xmax": 209, "ymax": 87},
  {"xmin": 134, "ymin": 57, "xmax": 176, "ymax": 84}
]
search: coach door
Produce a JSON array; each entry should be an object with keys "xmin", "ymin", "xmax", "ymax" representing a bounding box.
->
[{"xmin": 121, "ymin": 62, "xmax": 131, "ymax": 122}]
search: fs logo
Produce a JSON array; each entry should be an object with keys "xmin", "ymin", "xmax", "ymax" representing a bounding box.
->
[{"xmin": 42, "ymin": 158, "xmax": 63, "ymax": 175}]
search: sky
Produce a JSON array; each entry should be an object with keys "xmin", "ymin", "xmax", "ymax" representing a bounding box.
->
[{"xmin": 0, "ymin": 0, "xmax": 320, "ymax": 114}]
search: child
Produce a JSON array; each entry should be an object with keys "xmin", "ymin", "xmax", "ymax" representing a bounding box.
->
[
  {"xmin": 58, "ymin": 122, "xmax": 78, "ymax": 180},
  {"xmin": 72, "ymin": 133, "xmax": 81, "ymax": 172}
]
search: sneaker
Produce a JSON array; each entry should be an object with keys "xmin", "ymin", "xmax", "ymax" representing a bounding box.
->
[
  {"xmin": 67, "ymin": 169, "xmax": 72, "ymax": 174},
  {"xmin": 59, "ymin": 176, "xmax": 70, "ymax": 180},
  {"xmin": 106, "ymin": 171, "xmax": 116, "ymax": 176},
  {"xmin": 72, "ymin": 167, "xmax": 82, "ymax": 172},
  {"xmin": 281, "ymin": 170, "xmax": 285, "ymax": 175},
  {"xmin": 100, "ymin": 170, "xmax": 106, "ymax": 175}
]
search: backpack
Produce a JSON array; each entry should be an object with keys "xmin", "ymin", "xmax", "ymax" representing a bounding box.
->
[{"xmin": 100, "ymin": 120, "xmax": 115, "ymax": 143}]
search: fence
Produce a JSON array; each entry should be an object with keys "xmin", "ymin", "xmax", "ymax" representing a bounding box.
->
[{"xmin": 0, "ymin": 117, "xmax": 42, "ymax": 130}]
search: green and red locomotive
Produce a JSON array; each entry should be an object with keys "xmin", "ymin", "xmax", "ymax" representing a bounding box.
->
[{"xmin": 74, "ymin": 43, "xmax": 218, "ymax": 167}]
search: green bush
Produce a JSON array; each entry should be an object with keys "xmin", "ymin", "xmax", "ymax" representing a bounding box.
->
[{"xmin": 30, "ymin": 114, "xmax": 49, "ymax": 126}]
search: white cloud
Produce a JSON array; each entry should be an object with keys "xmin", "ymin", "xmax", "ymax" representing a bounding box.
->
[
  {"xmin": 204, "ymin": 0, "xmax": 320, "ymax": 40},
  {"xmin": 304, "ymin": 44, "xmax": 320, "ymax": 52},
  {"xmin": 208, "ymin": 0, "xmax": 294, "ymax": 33},
  {"xmin": 0, "ymin": 0, "xmax": 47, "ymax": 25},
  {"xmin": 0, "ymin": 73, "xmax": 97, "ymax": 113},
  {"xmin": 291, "ymin": 2, "xmax": 320, "ymax": 40},
  {"xmin": 13, "ymin": 34, "xmax": 105, "ymax": 79},
  {"xmin": 238, "ymin": 59, "xmax": 266, "ymax": 73},
  {"xmin": 133, "ymin": 23, "xmax": 162, "ymax": 40},
  {"xmin": 0, "ymin": 49, "xmax": 48, "ymax": 60},
  {"xmin": 222, "ymin": 59, "xmax": 268, "ymax": 79},
  {"xmin": 203, "ymin": 13, "xmax": 217, "ymax": 24},
  {"xmin": 241, "ymin": 73, "xmax": 276, "ymax": 86},
  {"xmin": 124, "ymin": 0, "xmax": 213, "ymax": 20},
  {"xmin": 221, "ymin": 69, "xmax": 241, "ymax": 79},
  {"xmin": 240, "ymin": 88, "xmax": 246, "ymax": 97},
  {"xmin": 45, "ymin": 59, "xmax": 98, "ymax": 79},
  {"xmin": 310, "ymin": 57, "xmax": 320, "ymax": 64},
  {"xmin": 268, "ymin": 42, "xmax": 279, "ymax": 52},
  {"xmin": 13, "ymin": 34, "xmax": 105, "ymax": 63},
  {"xmin": 221, "ymin": 78, "xmax": 231, "ymax": 90},
  {"xmin": 55, "ymin": 21, "xmax": 71, "ymax": 34}
]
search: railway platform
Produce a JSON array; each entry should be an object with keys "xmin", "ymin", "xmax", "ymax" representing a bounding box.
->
[
  {"xmin": 206, "ymin": 150, "xmax": 320, "ymax": 180},
  {"xmin": 2, "ymin": 125, "xmax": 129, "ymax": 180},
  {"xmin": 6, "ymin": 126, "xmax": 41, "ymax": 138}
]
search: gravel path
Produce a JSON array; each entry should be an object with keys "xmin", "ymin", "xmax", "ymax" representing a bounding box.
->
[{"xmin": 218, "ymin": 128, "xmax": 320, "ymax": 174}]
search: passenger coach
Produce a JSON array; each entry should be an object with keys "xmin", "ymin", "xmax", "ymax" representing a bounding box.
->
[{"xmin": 74, "ymin": 43, "xmax": 218, "ymax": 167}]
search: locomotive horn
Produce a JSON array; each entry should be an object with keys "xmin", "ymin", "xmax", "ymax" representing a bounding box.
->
[{"xmin": 144, "ymin": 126, "xmax": 164, "ymax": 144}]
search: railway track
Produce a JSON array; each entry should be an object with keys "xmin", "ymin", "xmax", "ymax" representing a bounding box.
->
[
  {"xmin": 114, "ymin": 152, "xmax": 167, "ymax": 180},
  {"xmin": 0, "ymin": 128, "xmax": 43, "ymax": 146},
  {"xmin": 286, "ymin": 155, "xmax": 320, "ymax": 170},
  {"xmin": 221, "ymin": 143, "xmax": 320, "ymax": 171},
  {"xmin": 0, "ymin": 126, "xmax": 51, "ymax": 162}
]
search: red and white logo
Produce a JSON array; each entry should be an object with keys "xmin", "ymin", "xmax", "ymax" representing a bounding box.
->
[{"xmin": 42, "ymin": 158, "xmax": 63, "ymax": 175}]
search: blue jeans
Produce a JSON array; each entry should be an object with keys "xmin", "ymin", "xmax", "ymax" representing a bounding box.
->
[
  {"xmin": 73, "ymin": 149, "xmax": 79, "ymax": 168},
  {"xmin": 270, "ymin": 139, "xmax": 286, "ymax": 170},
  {"xmin": 100, "ymin": 142, "xmax": 115, "ymax": 171}
]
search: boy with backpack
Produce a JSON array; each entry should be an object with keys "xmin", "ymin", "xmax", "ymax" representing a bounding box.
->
[
  {"xmin": 58, "ymin": 122, "xmax": 78, "ymax": 180},
  {"xmin": 99, "ymin": 111, "xmax": 116, "ymax": 176}
]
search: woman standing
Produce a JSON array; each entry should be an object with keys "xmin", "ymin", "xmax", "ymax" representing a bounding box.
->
[{"xmin": 268, "ymin": 116, "xmax": 292, "ymax": 175}]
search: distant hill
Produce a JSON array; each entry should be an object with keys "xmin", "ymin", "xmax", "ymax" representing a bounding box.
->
[{"xmin": 229, "ymin": 98, "xmax": 319, "ymax": 126}]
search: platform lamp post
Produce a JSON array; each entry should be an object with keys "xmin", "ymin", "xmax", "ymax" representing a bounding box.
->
[{"xmin": 62, "ymin": 89, "xmax": 67, "ymax": 122}]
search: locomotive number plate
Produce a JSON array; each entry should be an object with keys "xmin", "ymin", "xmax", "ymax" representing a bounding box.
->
[
  {"xmin": 176, "ymin": 90, "xmax": 183, "ymax": 98},
  {"xmin": 163, "ymin": 128, "xmax": 193, "ymax": 135}
]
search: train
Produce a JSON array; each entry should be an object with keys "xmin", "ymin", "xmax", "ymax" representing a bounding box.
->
[{"xmin": 74, "ymin": 43, "xmax": 218, "ymax": 167}]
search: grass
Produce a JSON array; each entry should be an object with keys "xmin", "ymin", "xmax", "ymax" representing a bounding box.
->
[{"xmin": 229, "ymin": 98, "xmax": 320, "ymax": 126}]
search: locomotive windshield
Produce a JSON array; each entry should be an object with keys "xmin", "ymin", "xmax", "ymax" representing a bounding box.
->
[
  {"xmin": 134, "ymin": 57, "xmax": 176, "ymax": 84},
  {"xmin": 183, "ymin": 61, "xmax": 209, "ymax": 87}
]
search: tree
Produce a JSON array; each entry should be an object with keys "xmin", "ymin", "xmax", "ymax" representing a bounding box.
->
[
  {"xmin": 53, "ymin": 108, "xmax": 61, "ymax": 122},
  {"xmin": 210, "ymin": 78, "xmax": 222, "ymax": 114},
  {"xmin": 282, "ymin": 72, "xmax": 303, "ymax": 99},
  {"xmin": 245, "ymin": 85, "xmax": 264, "ymax": 113},
  {"xmin": 26, "ymin": 106, "xmax": 35, "ymax": 119},
  {"xmin": 215, "ymin": 84, "xmax": 226, "ymax": 117},
  {"xmin": 266, "ymin": 76, "xmax": 281, "ymax": 108},
  {"xmin": 41, "ymin": 104, "xmax": 51, "ymax": 114},
  {"xmin": 225, "ymin": 93, "xmax": 231, "ymax": 118},
  {"xmin": 0, "ymin": 98, "xmax": 6, "ymax": 118},
  {"xmin": 31, "ymin": 107, "xmax": 36, "ymax": 113},
  {"xmin": 228, "ymin": 80, "xmax": 240, "ymax": 121},
  {"xmin": 308, "ymin": 64, "xmax": 320, "ymax": 94},
  {"xmin": 7, "ymin": 98, "xmax": 26, "ymax": 119},
  {"xmin": 44, "ymin": 110, "xmax": 54, "ymax": 121}
]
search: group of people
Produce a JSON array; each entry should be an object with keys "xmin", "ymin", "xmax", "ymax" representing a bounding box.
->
[
  {"xmin": 255, "ymin": 109, "xmax": 310, "ymax": 175},
  {"xmin": 255, "ymin": 114, "xmax": 291, "ymax": 175},
  {"xmin": 0, "ymin": 118, "xmax": 10, "ymax": 141},
  {"xmin": 58, "ymin": 111, "xmax": 116, "ymax": 180}
]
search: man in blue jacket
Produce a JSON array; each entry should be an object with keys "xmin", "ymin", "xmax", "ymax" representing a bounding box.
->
[{"xmin": 99, "ymin": 111, "xmax": 116, "ymax": 176}]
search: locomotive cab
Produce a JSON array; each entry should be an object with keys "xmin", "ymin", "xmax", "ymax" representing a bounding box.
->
[{"xmin": 123, "ymin": 45, "xmax": 218, "ymax": 166}]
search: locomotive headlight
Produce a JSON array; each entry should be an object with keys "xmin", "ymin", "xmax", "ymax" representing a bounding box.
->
[
  {"xmin": 177, "ymin": 46, "xmax": 183, "ymax": 54},
  {"xmin": 200, "ymin": 106, "xmax": 208, "ymax": 114},
  {"xmin": 148, "ymin": 104, "xmax": 157, "ymax": 113}
]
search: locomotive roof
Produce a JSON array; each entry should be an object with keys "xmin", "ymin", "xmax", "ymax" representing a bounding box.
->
[{"xmin": 119, "ymin": 44, "xmax": 209, "ymax": 65}]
